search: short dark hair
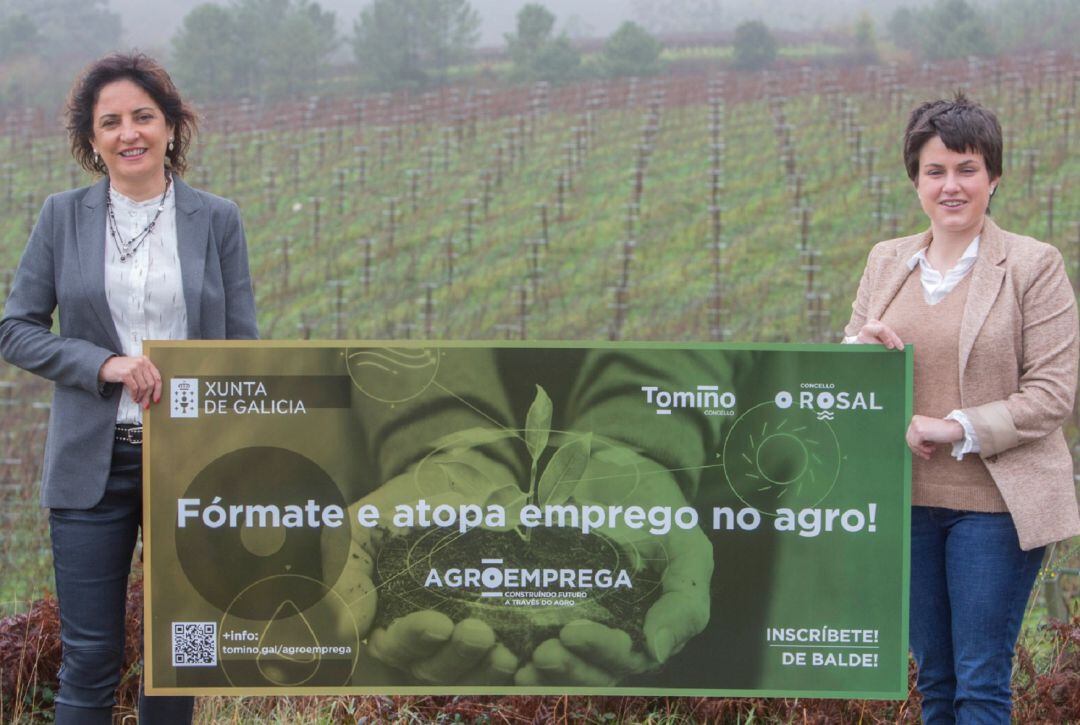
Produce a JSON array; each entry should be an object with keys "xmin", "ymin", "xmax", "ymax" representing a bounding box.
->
[
  {"xmin": 66, "ymin": 52, "xmax": 197, "ymax": 176},
  {"xmin": 902, "ymin": 92, "xmax": 1002, "ymax": 182}
]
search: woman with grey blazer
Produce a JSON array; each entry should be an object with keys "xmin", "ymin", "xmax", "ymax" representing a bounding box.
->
[{"xmin": 0, "ymin": 53, "xmax": 257, "ymax": 724}]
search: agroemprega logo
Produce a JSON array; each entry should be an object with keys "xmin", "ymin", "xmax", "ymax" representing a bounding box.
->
[
  {"xmin": 774, "ymin": 384, "xmax": 884, "ymax": 420},
  {"xmin": 424, "ymin": 557, "xmax": 633, "ymax": 606},
  {"xmin": 171, "ymin": 378, "xmax": 199, "ymax": 418},
  {"xmin": 640, "ymin": 384, "xmax": 736, "ymax": 417}
]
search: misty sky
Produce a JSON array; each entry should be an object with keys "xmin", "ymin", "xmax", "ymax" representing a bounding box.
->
[{"xmin": 111, "ymin": 0, "xmax": 935, "ymax": 58}]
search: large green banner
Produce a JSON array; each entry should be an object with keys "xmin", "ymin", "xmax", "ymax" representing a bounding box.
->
[{"xmin": 144, "ymin": 341, "xmax": 912, "ymax": 697}]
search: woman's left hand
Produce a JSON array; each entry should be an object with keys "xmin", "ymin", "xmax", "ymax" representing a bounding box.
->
[{"xmin": 905, "ymin": 415, "xmax": 965, "ymax": 460}]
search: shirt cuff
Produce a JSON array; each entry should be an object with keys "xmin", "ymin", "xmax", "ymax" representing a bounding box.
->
[
  {"xmin": 97, "ymin": 354, "xmax": 117, "ymax": 397},
  {"xmin": 944, "ymin": 410, "xmax": 980, "ymax": 460}
]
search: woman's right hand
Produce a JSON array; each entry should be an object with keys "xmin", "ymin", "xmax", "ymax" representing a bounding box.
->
[
  {"xmin": 855, "ymin": 320, "xmax": 905, "ymax": 350},
  {"xmin": 98, "ymin": 355, "xmax": 162, "ymax": 408}
]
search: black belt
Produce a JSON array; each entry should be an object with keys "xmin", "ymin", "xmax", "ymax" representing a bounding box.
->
[{"xmin": 115, "ymin": 424, "xmax": 143, "ymax": 445}]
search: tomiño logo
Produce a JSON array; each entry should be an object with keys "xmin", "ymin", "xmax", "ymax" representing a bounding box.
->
[
  {"xmin": 170, "ymin": 378, "xmax": 199, "ymax": 418},
  {"xmin": 640, "ymin": 385, "xmax": 736, "ymax": 417},
  {"xmin": 773, "ymin": 384, "xmax": 883, "ymax": 420}
]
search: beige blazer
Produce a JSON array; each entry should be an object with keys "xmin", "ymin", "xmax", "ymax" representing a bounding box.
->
[{"xmin": 845, "ymin": 217, "xmax": 1080, "ymax": 550}]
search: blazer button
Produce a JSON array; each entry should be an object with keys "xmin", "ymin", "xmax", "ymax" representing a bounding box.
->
[{"xmin": 986, "ymin": 454, "xmax": 998, "ymax": 464}]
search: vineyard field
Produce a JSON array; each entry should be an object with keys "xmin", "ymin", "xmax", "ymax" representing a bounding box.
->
[{"xmin": 1, "ymin": 52, "xmax": 1077, "ymax": 682}]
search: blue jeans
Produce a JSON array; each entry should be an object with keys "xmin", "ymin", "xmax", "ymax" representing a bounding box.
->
[
  {"xmin": 909, "ymin": 506, "xmax": 1044, "ymax": 725},
  {"xmin": 49, "ymin": 439, "xmax": 193, "ymax": 724}
]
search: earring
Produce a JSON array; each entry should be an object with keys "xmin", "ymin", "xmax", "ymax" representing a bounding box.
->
[
  {"xmin": 168, "ymin": 139, "xmax": 175, "ymax": 152},
  {"xmin": 93, "ymin": 149, "xmax": 99, "ymax": 164}
]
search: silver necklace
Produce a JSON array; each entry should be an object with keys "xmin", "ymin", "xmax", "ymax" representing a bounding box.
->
[{"xmin": 106, "ymin": 174, "xmax": 172, "ymax": 262}]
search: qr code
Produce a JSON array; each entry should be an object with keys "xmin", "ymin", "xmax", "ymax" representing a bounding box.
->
[{"xmin": 172, "ymin": 622, "xmax": 217, "ymax": 667}]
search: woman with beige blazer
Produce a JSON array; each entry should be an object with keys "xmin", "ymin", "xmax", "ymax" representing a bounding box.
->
[{"xmin": 845, "ymin": 94, "xmax": 1078, "ymax": 724}]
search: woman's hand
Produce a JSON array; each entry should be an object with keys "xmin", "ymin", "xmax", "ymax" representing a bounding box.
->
[
  {"xmin": 367, "ymin": 612, "xmax": 518, "ymax": 685},
  {"xmin": 327, "ymin": 448, "xmax": 520, "ymax": 685},
  {"xmin": 98, "ymin": 355, "xmax": 162, "ymax": 408},
  {"xmin": 515, "ymin": 450, "xmax": 713, "ymax": 686},
  {"xmin": 906, "ymin": 415, "xmax": 965, "ymax": 460},
  {"xmin": 855, "ymin": 320, "xmax": 905, "ymax": 350}
]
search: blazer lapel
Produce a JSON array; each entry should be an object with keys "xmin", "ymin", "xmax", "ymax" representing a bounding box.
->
[
  {"xmin": 76, "ymin": 179, "xmax": 122, "ymax": 352},
  {"xmin": 866, "ymin": 232, "xmax": 927, "ymax": 321},
  {"xmin": 174, "ymin": 176, "xmax": 208, "ymax": 338},
  {"xmin": 958, "ymin": 218, "xmax": 1007, "ymax": 374}
]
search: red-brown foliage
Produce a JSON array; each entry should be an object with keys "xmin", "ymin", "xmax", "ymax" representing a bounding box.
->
[
  {"xmin": 3, "ymin": 592, "xmax": 1078, "ymax": 723},
  {"xmin": 0, "ymin": 578, "xmax": 143, "ymax": 721},
  {"xmin": 1012, "ymin": 616, "xmax": 1080, "ymax": 723},
  {"xmin": 0, "ymin": 592, "xmax": 61, "ymax": 715}
]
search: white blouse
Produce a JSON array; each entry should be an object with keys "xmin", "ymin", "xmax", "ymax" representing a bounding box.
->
[
  {"xmin": 104, "ymin": 183, "xmax": 187, "ymax": 424},
  {"xmin": 905, "ymin": 235, "xmax": 981, "ymax": 305}
]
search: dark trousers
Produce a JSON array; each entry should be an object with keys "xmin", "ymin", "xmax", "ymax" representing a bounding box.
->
[
  {"xmin": 909, "ymin": 506, "xmax": 1044, "ymax": 725},
  {"xmin": 49, "ymin": 439, "xmax": 194, "ymax": 724}
]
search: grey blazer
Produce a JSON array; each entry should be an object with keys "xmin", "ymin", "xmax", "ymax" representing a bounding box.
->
[{"xmin": 0, "ymin": 176, "xmax": 258, "ymax": 509}]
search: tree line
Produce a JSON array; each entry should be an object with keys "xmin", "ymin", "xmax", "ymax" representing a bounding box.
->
[
  {"xmin": 0, "ymin": 0, "xmax": 665, "ymax": 105},
  {"xmin": 886, "ymin": 0, "xmax": 1079, "ymax": 61},
  {"xmin": 0, "ymin": 0, "xmax": 122, "ymax": 108},
  {"xmin": 2, "ymin": 0, "xmax": 1078, "ymax": 108},
  {"xmin": 176, "ymin": 0, "xmax": 665, "ymax": 99}
]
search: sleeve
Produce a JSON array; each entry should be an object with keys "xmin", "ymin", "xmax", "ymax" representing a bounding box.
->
[
  {"xmin": 0, "ymin": 195, "xmax": 116, "ymax": 395},
  {"xmin": 843, "ymin": 245, "xmax": 880, "ymax": 339},
  {"xmin": 961, "ymin": 245, "xmax": 1079, "ymax": 457},
  {"xmin": 945, "ymin": 409, "xmax": 980, "ymax": 459},
  {"xmin": 221, "ymin": 201, "xmax": 259, "ymax": 340}
]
